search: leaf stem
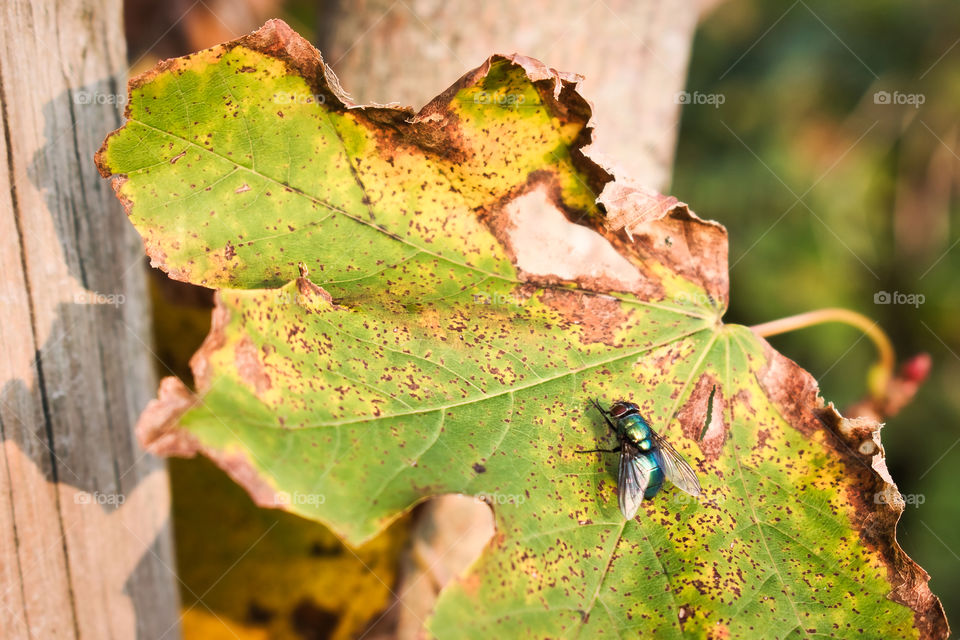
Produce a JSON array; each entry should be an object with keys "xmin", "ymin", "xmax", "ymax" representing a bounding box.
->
[{"xmin": 750, "ymin": 308, "xmax": 894, "ymax": 400}]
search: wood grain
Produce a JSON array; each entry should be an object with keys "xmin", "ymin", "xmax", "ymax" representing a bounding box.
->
[{"xmin": 0, "ymin": 1, "xmax": 179, "ymax": 637}]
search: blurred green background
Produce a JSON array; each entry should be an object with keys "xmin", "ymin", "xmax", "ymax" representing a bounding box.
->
[{"xmin": 673, "ymin": 0, "xmax": 960, "ymax": 625}]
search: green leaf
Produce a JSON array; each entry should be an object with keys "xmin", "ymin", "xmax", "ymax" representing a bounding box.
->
[{"xmin": 98, "ymin": 20, "xmax": 947, "ymax": 640}]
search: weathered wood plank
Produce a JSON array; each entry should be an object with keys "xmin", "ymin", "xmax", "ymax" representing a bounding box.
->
[{"xmin": 0, "ymin": 1, "xmax": 180, "ymax": 638}]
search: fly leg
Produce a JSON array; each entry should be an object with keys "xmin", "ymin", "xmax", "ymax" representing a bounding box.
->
[
  {"xmin": 588, "ymin": 397, "xmax": 619, "ymax": 434},
  {"xmin": 581, "ymin": 398, "xmax": 621, "ymax": 453}
]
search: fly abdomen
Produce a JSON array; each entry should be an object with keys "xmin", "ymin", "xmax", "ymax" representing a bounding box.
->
[{"xmin": 634, "ymin": 453, "xmax": 664, "ymax": 499}]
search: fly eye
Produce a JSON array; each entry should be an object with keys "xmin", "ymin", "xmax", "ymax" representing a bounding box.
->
[{"xmin": 609, "ymin": 403, "xmax": 628, "ymax": 418}]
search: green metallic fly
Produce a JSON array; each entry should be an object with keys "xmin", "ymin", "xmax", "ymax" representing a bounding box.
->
[{"xmin": 579, "ymin": 398, "xmax": 701, "ymax": 519}]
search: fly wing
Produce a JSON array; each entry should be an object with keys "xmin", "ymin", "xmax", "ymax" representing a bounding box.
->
[
  {"xmin": 651, "ymin": 430, "xmax": 702, "ymax": 497},
  {"xmin": 618, "ymin": 444, "xmax": 650, "ymax": 519}
]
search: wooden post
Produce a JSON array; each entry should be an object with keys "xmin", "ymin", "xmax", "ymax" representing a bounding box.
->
[{"xmin": 0, "ymin": 1, "xmax": 180, "ymax": 638}]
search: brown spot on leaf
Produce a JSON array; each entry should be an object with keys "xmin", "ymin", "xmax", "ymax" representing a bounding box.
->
[
  {"xmin": 603, "ymin": 182, "xmax": 679, "ymax": 233},
  {"xmin": 296, "ymin": 273, "xmax": 336, "ymax": 308},
  {"xmin": 135, "ymin": 376, "xmax": 202, "ymax": 457},
  {"xmin": 708, "ymin": 623, "xmax": 730, "ymax": 640},
  {"xmin": 676, "ymin": 374, "xmax": 727, "ymax": 460},
  {"xmin": 677, "ymin": 604, "xmax": 691, "ymax": 629},
  {"xmin": 755, "ymin": 428, "xmax": 773, "ymax": 452},
  {"xmin": 598, "ymin": 181, "xmax": 729, "ymax": 308},
  {"xmin": 189, "ymin": 296, "xmax": 230, "ymax": 391},
  {"xmin": 136, "ymin": 376, "xmax": 289, "ymax": 511},
  {"xmin": 540, "ymin": 289, "xmax": 627, "ymax": 346},
  {"xmin": 832, "ymin": 414, "xmax": 883, "ymax": 455},
  {"xmin": 207, "ymin": 448, "xmax": 287, "ymax": 511},
  {"xmin": 459, "ymin": 572, "xmax": 482, "ymax": 598},
  {"xmin": 755, "ymin": 342, "xmax": 821, "ymax": 438},
  {"xmin": 235, "ymin": 334, "xmax": 272, "ymax": 394}
]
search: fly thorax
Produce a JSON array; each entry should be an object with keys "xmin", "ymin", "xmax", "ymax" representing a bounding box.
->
[{"xmin": 620, "ymin": 414, "xmax": 652, "ymax": 444}]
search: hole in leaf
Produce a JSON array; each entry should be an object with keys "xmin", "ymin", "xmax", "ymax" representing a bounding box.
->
[{"xmin": 700, "ymin": 385, "xmax": 717, "ymax": 442}]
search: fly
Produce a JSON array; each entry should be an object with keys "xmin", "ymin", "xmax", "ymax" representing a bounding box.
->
[{"xmin": 578, "ymin": 398, "xmax": 701, "ymax": 519}]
